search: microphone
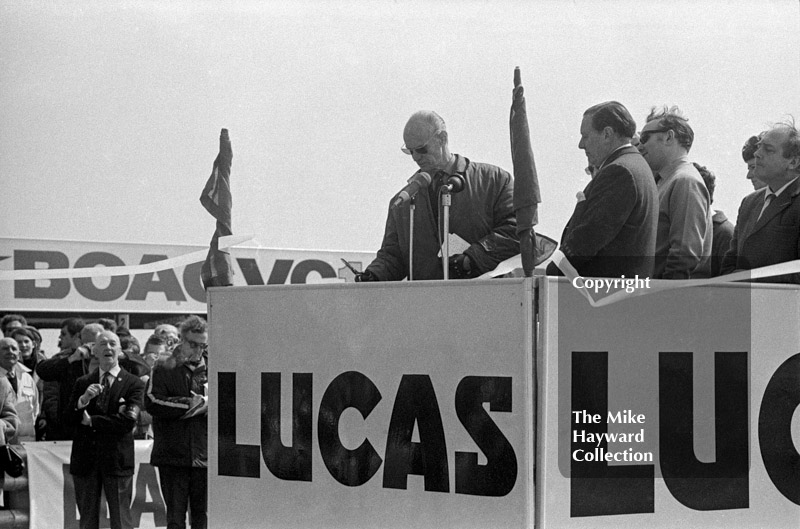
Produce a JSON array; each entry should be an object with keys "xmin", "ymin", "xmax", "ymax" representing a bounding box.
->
[
  {"xmin": 391, "ymin": 171, "xmax": 432, "ymax": 209},
  {"xmin": 443, "ymin": 174, "xmax": 465, "ymax": 193}
]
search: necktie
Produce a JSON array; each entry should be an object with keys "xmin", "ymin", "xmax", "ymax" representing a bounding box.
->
[
  {"xmin": 7, "ymin": 372, "xmax": 17, "ymax": 394},
  {"xmin": 97, "ymin": 372, "xmax": 111, "ymax": 411},
  {"xmin": 757, "ymin": 193, "xmax": 774, "ymax": 222}
]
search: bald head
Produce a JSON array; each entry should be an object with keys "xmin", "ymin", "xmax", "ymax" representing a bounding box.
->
[
  {"xmin": 402, "ymin": 110, "xmax": 451, "ymax": 174},
  {"xmin": 81, "ymin": 323, "xmax": 105, "ymax": 345},
  {"xmin": 0, "ymin": 337, "xmax": 20, "ymax": 372}
]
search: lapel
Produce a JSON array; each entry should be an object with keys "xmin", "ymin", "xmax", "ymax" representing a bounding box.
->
[{"xmin": 749, "ymin": 178, "xmax": 800, "ymax": 236}]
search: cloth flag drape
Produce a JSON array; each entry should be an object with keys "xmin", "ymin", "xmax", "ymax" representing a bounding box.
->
[
  {"xmin": 200, "ymin": 128, "xmax": 234, "ymax": 288},
  {"xmin": 509, "ymin": 67, "xmax": 556, "ymax": 275}
]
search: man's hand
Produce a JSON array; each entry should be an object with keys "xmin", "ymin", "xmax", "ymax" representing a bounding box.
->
[
  {"xmin": 448, "ymin": 253, "xmax": 476, "ymax": 279},
  {"xmin": 355, "ymin": 270, "xmax": 379, "ymax": 282},
  {"xmin": 78, "ymin": 383, "xmax": 104, "ymax": 408},
  {"xmin": 69, "ymin": 345, "xmax": 90, "ymax": 363}
]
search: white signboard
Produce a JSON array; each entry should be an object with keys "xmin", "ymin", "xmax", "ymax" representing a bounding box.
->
[
  {"xmin": 25, "ymin": 440, "xmax": 166, "ymax": 529},
  {"xmin": 538, "ymin": 277, "xmax": 800, "ymax": 528},
  {"xmin": 208, "ymin": 279, "xmax": 535, "ymax": 528}
]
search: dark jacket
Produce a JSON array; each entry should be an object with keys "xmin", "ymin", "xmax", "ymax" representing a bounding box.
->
[
  {"xmin": 68, "ymin": 367, "xmax": 144, "ymax": 477},
  {"xmin": 36, "ymin": 350, "xmax": 91, "ymax": 440},
  {"xmin": 146, "ymin": 357, "xmax": 208, "ymax": 468},
  {"xmin": 548, "ymin": 146, "xmax": 658, "ymax": 278},
  {"xmin": 711, "ymin": 210, "xmax": 734, "ymax": 277},
  {"xmin": 720, "ymin": 178, "xmax": 800, "ymax": 283},
  {"xmin": 365, "ymin": 154, "xmax": 519, "ymax": 280}
]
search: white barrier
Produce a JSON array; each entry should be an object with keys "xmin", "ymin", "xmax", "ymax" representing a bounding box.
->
[
  {"xmin": 25, "ymin": 441, "xmax": 166, "ymax": 529},
  {"xmin": 208, "ymin": 280, "xmax": 536, "ymax": 528},
  {"xmin": 538, "ymin": 277, "xmax": 799, "ymax": 527},
  {"xmin": 206, "ymin": 278, "xmax": 800, "ymax": 528}
]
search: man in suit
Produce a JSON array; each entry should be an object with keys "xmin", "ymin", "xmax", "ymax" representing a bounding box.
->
[
  {"xmin": 68, "ymin": 331, "xmax": 145, "ymax": 529},
  {"xmin": 547, "ymin": 101, "xmax": 658, "ymax": 278},
  {"xmin": 721, "ymin": 122, "xmax": 800, "ymax": 283}
]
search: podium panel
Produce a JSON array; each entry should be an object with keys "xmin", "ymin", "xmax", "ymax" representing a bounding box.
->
[
  {"xmin": 538, "ymin": 277, "xmax": 799, "ymax": 528},
  {"xmin": 208, "ymin": 279, "xmax": 535, "ymax": 528}
]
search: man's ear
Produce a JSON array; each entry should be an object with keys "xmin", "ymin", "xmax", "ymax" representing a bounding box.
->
[{"xmin": 788, "ymin": 155, "xmax": 800, "ymax": 172}]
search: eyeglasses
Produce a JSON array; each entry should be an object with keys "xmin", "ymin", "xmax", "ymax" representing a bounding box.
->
[
  {"xmin": 183, "ymin": 339, "xmax": 208, "ymax": 352},
  {"xmin": 401, "ymin": 132, "xmax": 439, "ymax": 155},
  {"xmin": 639, "ymin": 128, "xmax": 671, "ymax": 145}
]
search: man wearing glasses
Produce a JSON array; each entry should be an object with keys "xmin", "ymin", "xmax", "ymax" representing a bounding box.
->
[
  {"xmin": 359, "ymin": 110, "xmax": 519, "ymax": 281},
  {"xmin": 637, "ymin": 105, "xmax": 713, "ymax": 279},
  {"xmin": 146, "ymin": 315, "xmax": 209, "ymax": 529}
]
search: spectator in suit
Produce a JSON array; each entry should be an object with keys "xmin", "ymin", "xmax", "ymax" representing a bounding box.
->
[
  {"xmin": 742, "ymin": 134, "xmax": 767, "ymax": 191},
  {"xmin": 0, "ymin": 337, "xmax": 39, "ymax": 442},
  {"xmin": 547, "ymin": 101, "xmax": 658, "ymax": 278},
  {"xmin": 693, "ymin": 163, "xmax": 734, "ymax": 276},
  {"xmin": 68, "ymin": 331, "xmax": 144, "ymax": 529},
  {"xmin": 147, "ymin": 315, "xmax": 209, "ymax": 529},
  {"xmin": 721, "ymin": 121, "xmax": 800, "ymax": 283},
  {"xmin": 638, "ymin": 106, "xmax": 713, "ymax": 278}
]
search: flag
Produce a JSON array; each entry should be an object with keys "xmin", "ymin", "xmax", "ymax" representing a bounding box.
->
[
  {"xmin": 200, "ymin": 128, "xmax": 234, "ymax": 288},
  {"xmin": 509, "ymin": 66, "xmax": 556, "ymax": 276}
]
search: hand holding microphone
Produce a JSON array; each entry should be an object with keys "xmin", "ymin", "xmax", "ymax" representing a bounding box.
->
[{"xmin": 79, "ymin": 383, "xmax": 104, "ymax": 408}]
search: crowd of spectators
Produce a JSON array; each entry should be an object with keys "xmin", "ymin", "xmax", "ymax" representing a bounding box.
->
[{"xmin": 0, "ymin": 314, "xmax": 209, "ymax": 528}]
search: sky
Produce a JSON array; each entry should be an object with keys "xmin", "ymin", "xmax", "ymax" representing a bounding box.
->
[{"xmin": 1, "ymin": 0, "xmax": 799, "ymax": 254}]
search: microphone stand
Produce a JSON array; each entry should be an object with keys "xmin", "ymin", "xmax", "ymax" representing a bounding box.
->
[
  {"xmin": 408, "ymin": 196, "xmax": 415, "ymax": 281},
  {"xmin": 440, "ymin": 186, "xmax": 453, "ymax": 280}
]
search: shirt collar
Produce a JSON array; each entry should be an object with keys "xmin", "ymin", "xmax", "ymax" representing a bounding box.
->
[
  {"xmin": 100, "ymin": 365, "xmax": 122, "ymax": 380},
  {"xmin": 598, "ymin": 143, "xmax": 633, "ymax": 171},
  {"xmin": 655, "ymin": 155, "xmax": 691, "ymax": 182},
  {"xmin": 766, "ymin": 177, "xmax": 799, "ymax": 198}
]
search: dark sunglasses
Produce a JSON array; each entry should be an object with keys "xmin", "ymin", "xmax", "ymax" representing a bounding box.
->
[
  {"xmin": 401, "ymin": 133, "xmax": 438, "ymax": 155},
  {"xmin": 639, "ymin": 128, "xmax": 671, "ymax": 145}
]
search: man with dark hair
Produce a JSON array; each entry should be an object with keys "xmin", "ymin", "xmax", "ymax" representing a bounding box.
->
[
  {"xmin": 638, "ymin": 105, "xmax": 712, "ymax": 279},
  {"xmin": 37, "ymin": 321, "xmax": 103, "ymax": 440},
  {"xmin": 742, "ymin": 134, "xmax": 767, "ymax": 190},
  {"xmin": 97, "ymin": 318, "xmax": 118, "ymax": 333},
  {"xmin": 68, "ymin": 331, "xmax": 144, "ymax": 529},
  {"xmin": 1, "ymin": 314, "xmax": 27, "ymax": 337},
  {"xmin": 147, "ymin": 315, "xmax": 209, "ymax": 529},
  {"xmin": 547, "ymin": 101, "xmax": 658, "ymax": 278},
  {"xmin": 694, "ymin": 162, "xmax": 734, "ymax": 276},
  {"xmin": 360, "ymin": 110, "xmax": 520, "ymax": 280},
  {"xmin": 721, "ymin": 121, "xmax": 800, "ymax": 283}
]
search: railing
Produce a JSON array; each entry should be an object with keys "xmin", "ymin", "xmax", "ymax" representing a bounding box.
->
[{"xmin": 0, "ymin": 445, "xmax": 29, "ymax": 529}]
